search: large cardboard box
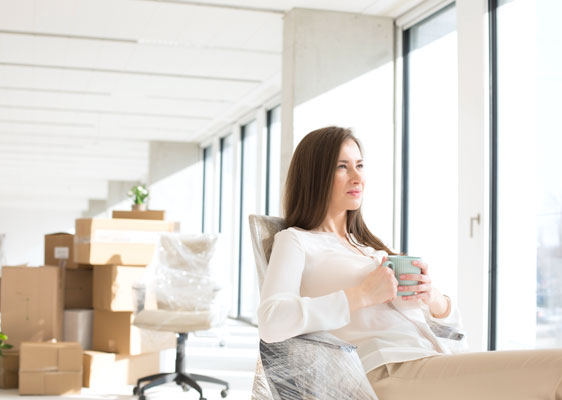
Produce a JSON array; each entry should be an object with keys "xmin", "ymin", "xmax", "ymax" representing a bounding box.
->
[
  {"xmin": 93, "ymin": 265, "xmax": 145, "ymax": 312},
  {"xmin": 65, "ymin": 269, "xmax": 93, "ymax": 309},
  {"xmin": 44, "ymin": 233, "xmax": 78, "ymax": 269},
  {"xmin": 74, "ymin": 218, "xmax": 178, "ymax": 265},
  {"xmin": 93, "ymin": 310, "xmax": 175, "ymax": 355},
  {"xmin": 19, "ymin": 342, "xmax": 82, "ymax": 395},
  {"xmin": 83, "ymin": 350, "xmax": 160, "ymax": 387},
  {"xmin": 0, "ymin": 266, "xmax": 64, "ymax": 350},
  {"xmin": 64, "ymin": 310, "xmax": 93, "ymax": 351},
  {"xmin": 0, "ymin": 352, "xmax": 19, "ymax": 389},
  {"xmin": 112, "ymin": 210, "xmax": 166, "ymax": 220}
]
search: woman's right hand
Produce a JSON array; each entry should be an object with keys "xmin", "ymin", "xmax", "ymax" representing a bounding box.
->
[{"xmin": 344, "ymin": 257, "xmax": 398, "ymax": 312}]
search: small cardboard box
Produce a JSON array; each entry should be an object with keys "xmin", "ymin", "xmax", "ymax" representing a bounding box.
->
[
  {"xmin": 83, "ymin": 350, "xmax": 160, "ymax": 387},
  {"xmin": 0, "ymin": 352, "xmax": 19, "ymax": 389},
  {"xmin": 45, "ymin": 233, "xmax": 78, "ymax": 269},
  {"xmin": 92, "ymin": 310, "xmax": 175, "ymax": 355},
  {"xmin": 112, "ymin": 210, "xmax": 166, "ymax": 220},
  {"xmin": 19, "ymin": 342, "xmax": 82, "ymax": 395},
  {"xmin": 93, "ymin": 265, "xmax": 145, "ymax": 312},
  {"xmin": 74, "ymin": 218, "xmax": 178, "ymax": 266},
  {"xmin": 0, "ymin": 266, "xmax": 64, "ymax": 350},
  {"xmin": 65, "ymin": 269, "xmax": 93, "ymax": 309},
  {"xmin": 64, "ymin": 310, "xmax": 93, "ymax": 351}
]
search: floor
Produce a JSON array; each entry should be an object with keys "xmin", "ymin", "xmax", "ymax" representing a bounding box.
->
[{"xmin": 0, "ymin": 319, "xmax": 259, "ymax": 400}]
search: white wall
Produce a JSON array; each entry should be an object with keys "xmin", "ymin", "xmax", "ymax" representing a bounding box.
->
[
  {"xmin": 281, "ymin": 8, "xmax": 396, "ymax": 245},
  {"xmin": 0, "ymin": 208, "xmax": 78, "ymax": 270}
]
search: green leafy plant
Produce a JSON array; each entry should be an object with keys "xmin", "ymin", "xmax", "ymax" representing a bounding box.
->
[
  {"xmin": 128, "ymin": 184, "xmax": 149, "ymax": 205},
  {"xmin": 0, "ymin": 332, "xmax": 13, "ymax": 357}
]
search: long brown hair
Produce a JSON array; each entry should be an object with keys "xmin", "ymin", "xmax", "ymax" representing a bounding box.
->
[{"xmin": 284, "ymin": 126, "xmax": 397, "ymax": 255}]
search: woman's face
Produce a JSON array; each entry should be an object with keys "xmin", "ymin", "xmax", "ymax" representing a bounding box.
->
[{"xmin": 328, "ymin": 138, "xmax": 365, "ymax": 214}]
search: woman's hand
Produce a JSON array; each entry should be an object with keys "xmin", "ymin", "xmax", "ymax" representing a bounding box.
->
[
  {"xmin": 400, "ymin": 260, "xmax": 450, "ymax": 318},
  {"xmin": 344, "ymin": 257, "xmax": 398, "ymax": 313}
]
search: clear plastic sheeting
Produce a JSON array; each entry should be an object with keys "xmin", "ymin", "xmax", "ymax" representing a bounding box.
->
[
  {"xmin": 133, "ymin": 233, "xmax": 229, "ymax": 333},
  {"xmin": 252, "ymin": 331, "xmax": 378, "ymax": 400}
]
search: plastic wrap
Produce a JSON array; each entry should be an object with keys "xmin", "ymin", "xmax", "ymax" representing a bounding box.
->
[
  {"xmin": 251, "ymin": 331, "xmax": 378, "ymax": 400},
  {"xmin": 133, "ymin": 233, "xmax": 229, "ymax": 332}
]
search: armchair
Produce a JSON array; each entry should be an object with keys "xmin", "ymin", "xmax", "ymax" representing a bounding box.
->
[{"xmin": 248, "ymin": 214, "xmax": 378, "ymax": 400}]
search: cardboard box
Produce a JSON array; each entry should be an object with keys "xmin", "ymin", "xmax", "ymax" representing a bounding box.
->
[
  {"xmin": 45, "ymin": 233, "xmax": 78, "ymax": 269},
  {"xmin": 19, "ymin": 342, "xmax": 82, "ymax": 395},
  {"xmin": 93, "ymin": 265, "xmax": 145, "ymax": 312},
  {"xmin": 83, "ymin": 350, "xmax": 160, "ymax": 387},
  {"xmin": 64, "ymin": 310, "xmax": 93, "ymax": 351},
  {"xmin": 93, "ymin": 310, "xmax": 175, "ymax": 355},
  {"xmin": 65, "ymin": 269, "xmax": 93, "ymax": 309},
  {"xmin": 0, "ymin": 266, "xmax": 64, "ymax": 350},
  {"xmin": 112, "ymin": 210, "xmax": 166, "ymax": 220},
  {"xmin": 74, "ymin": 218, "xmax": 178, "ymax": 265},
  {"xmin": 0, "ymin": 352, "xmax": 19, "ymax": 389}
]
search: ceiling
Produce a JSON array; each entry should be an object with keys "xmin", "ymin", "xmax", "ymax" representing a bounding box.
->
[{"xmin": 0, "ymin": 0, "xmax": 423, "ymax": 212}]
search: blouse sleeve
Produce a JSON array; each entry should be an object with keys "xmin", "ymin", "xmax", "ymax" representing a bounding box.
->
[
  {"xmin": 257, "ymin": 229, "xmax": 351, "ymax": 343},
  {"xmin": 420, "ymin": 296, "xmax": 463, "ymax": 331}
]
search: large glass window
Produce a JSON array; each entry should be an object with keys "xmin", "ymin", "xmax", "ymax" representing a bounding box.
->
[
  {"xmin": 238, "ymin": 120, "xmax": 260, "ymax": 321},
  {"xmin": 202, "ymin": 145, "xmax": 213, "ymax": 233},
  {"xmin": 219, "ymin": 135, "xmax": 234, "ymax": 234},
  {"xmin": 266, "ymin": 106, "xmax": 281, "ymax": 216},
  {"xmin": 403, "ymin": 5, "xmax": 458, "ymax": 299},
  {"xmin": 494, "ymin": 0, "xmax": 562, "ymax": 349}
]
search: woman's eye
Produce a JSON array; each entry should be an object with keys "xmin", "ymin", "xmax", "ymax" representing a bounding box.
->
[
  {"xmin": 357, "ymin": 164, "xmax": 364, "ymax": 169},
  {"xmin": 337, "ymin": 164, "xmax": 347, "ymax": 169}
]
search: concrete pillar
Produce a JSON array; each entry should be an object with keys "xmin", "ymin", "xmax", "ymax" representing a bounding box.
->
[{"xmin": 281, "ymin": 8, "xmax": 395, "ymax": 241}]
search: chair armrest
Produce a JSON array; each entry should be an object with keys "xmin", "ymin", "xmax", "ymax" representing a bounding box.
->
[{"xmin": 256, "ymin": 332, "xmax": 377, "ymax": 400}]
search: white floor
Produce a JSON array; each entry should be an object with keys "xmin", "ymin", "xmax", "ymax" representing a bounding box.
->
[{"xmin": 0, "ymin": 319, "xmax": 259, "ymax": 400}]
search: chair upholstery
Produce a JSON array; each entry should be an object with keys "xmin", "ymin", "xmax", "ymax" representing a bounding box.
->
[{"xmin": 248, "ymin": 215, "xmax": 377, "ymax": 400}]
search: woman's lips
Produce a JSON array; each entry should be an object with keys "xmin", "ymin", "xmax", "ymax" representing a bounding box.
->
[{"xmin": 347, "ymin": 190, "xmax": 362, "ymax": 197}]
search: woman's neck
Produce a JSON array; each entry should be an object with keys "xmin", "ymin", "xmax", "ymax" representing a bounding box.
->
[{"xmin": 315, "ymin": 210, "xmax": 347, "ymax": 238}]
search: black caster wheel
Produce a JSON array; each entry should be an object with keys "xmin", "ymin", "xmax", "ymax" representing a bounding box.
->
[
  {"xmin": 181, "ymin": 383, "xmax": 190, "ymax": 392},
  {"xmin": 221, "ymin": 389, "xmax": 229, "ymax": 398},
  {"xmin": 139, "ymin": 395, "xmax": 146, "ymax": 400},
  {"xmin": 133, "ymin": 386, "xmax": 139, "ymax": 395}
]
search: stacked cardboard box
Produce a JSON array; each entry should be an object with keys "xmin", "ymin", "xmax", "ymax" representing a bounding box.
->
[
  {"xmin": 0, "ymin": 352, "xmax": 19, "ymax": 389},
  {"xmin": 44, "ymin": 233, "xmax": 94, "ymax": 352},
  {"xmin": 78, "ymin": 218, "xmax": 177, "ymax": 388},
  {"xmin": 19, "ymin": 342, "xmax": 82, "ymax": 395},
  {"xmin": 0, "ymin": 266, "xmax": 64, "ymax": 350},
  {"xmin": 0, "ymin": 265, "xmax": 65, "ymax": 390}
]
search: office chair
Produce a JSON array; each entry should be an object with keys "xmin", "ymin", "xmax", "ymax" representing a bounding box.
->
[
  {"xmin": 132, "ymin": 233, "xmax": 229, "ymax": 400},
  {"xmin": 248, "ymin": 214, "xmax": 377, "ymax": 400}
]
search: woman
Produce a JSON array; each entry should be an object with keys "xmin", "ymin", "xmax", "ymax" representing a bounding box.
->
[{"xmin": 257, "ymin": 126, "xmax": 562, "ymax": 399}]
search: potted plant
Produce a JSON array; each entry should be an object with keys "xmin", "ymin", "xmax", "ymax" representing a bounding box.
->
[
  {"xmin": 0, "ymin": 332, "xmax": 13, "ymax": 356},
  {"xmin": 128, "ymin": 184, "xmax": 150, "ymax": 211}
]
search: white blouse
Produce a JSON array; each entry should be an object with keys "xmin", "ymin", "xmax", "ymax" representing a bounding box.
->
[{"xmin": 257, "ymin": 227, "xmax": 465, "ymax": 373}]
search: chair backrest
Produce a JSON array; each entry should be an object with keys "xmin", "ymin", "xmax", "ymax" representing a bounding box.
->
[
  {"xmin": 248, "ymin": 214, "xmax": 287, "ymax": 400},
  {"xmin": 248, "ymin": 214, "xmax": 287, "ymax": 290}
]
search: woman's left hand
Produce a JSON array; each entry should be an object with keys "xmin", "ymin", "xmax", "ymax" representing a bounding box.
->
[{"xmin": 399, "ymin": 260, "xmax": 449, "ymax": 317}]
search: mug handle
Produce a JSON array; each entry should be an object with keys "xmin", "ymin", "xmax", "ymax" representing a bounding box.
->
[{"xmin": 382, "ymin": 260, "xmax": 393, "ymax": 269}]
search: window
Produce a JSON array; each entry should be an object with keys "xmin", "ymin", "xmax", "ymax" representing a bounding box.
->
[
  {"xmin": 403, "ymin": 4, "xmax": 458, "ymax": 299},
  {"xmin": 202, "ymin": 145, "xmax": 213, "ymax": 233},
  {"xmin": 219, "ymin": 134, "xmax": 234, "ymax": 234},
  {"xmin": 492, "ymin": 0, "xmax": 562, "ymax": 349},
  {"xmin": 266, "ymin": 106, "xmax": 281, "ymax": 216},
  {"xmin": 238, "ymin": 120, "xmax": 260, "ymax": 321}
]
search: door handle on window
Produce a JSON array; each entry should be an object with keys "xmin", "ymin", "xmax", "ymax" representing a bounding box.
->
[{"xmin": 470, "ymin": 213, "xmax": 481, "ymax": 238}]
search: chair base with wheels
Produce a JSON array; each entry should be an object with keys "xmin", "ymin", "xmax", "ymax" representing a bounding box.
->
[{"xmin": 133, "ymin": 332, "xmax": 229, "ymax": 400}]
